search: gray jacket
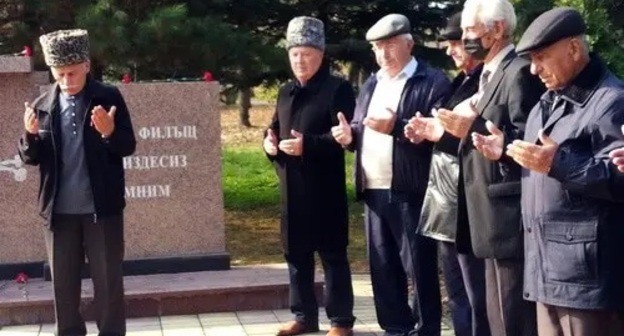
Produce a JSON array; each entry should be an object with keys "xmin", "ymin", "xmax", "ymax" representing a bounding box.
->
[{"xmin": 522, "ymin": 56, "xmax": 624, "ymax": 310}]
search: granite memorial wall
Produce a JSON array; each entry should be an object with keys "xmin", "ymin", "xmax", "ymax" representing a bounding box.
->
[{"xmin": 0, "ymin": 56, "xmax": 229, "ymax": 280}]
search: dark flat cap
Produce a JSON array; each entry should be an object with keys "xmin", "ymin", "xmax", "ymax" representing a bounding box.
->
[
  {"xmin": 516, "ymin": 7, "xmax": 586, "ymax": 55},
  {"xmin": 441, "ymin": 12, "xmax": 463, "ymax": 41},
  {"xmin": 366, "ymin": 14, "xmax": 411, "ymax": 42}
]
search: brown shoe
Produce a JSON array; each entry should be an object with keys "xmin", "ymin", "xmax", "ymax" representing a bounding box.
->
[
  {"xmin": 326, "ymin": 326, "xmax": 353, "ymax": 336},
  {"xmin": 276, "ymin": 321, "xmax": 319, "ymax": 336}
]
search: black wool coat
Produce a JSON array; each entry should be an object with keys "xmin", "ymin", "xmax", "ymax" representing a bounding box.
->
[{"xmin": 266, "ymin": 66, "xmax": 355, "ymax": 254}]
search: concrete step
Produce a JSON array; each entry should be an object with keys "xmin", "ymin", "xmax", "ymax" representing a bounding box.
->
[{"xmin": 0, "ymin": 264, "xmax": 323, "ymax": 326}]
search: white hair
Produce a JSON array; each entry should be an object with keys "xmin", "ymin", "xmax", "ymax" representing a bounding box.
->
[
  {"xmin": 577, "ymin": 34, "xmax": 590, "ymax": 54},
  {"xmin": 461, "ymin": 0, "xmax": 517, "ymax": 37},
  {"xmin": 400, "ymin": 33, "xmax": 414, "ymax": 42}
]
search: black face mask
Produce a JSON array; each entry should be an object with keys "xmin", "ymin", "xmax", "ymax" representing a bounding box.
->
[{"xmin": 463, "ymin": 37, "xmax": 490, "ymax": 61}]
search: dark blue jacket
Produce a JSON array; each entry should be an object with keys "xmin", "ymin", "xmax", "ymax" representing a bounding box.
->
[
  {"xmin": 348, "ymin": 60, "xmax": 451, "ymax": 201},
  {"xmin": 18, "ymin": 78, "xmax": 136, "ymax": 226},
  {"xmin": 522, "ymin": 56, "xmax": 624, "ymax": 310}
]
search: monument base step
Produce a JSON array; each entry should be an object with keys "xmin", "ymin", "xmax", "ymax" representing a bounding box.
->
[
  {"xmin": 0, "ymin": 253, "xmax": 231, "ymax": 281},
  {"xmin": 0, "ymin": 264, "xmax": 324, "ymax": 326}
]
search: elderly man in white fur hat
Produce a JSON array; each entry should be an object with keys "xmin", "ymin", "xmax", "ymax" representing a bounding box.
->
[
  {"xmin": 18, "ymin": 29, "xmax": 136, "ymax": 336},
  {"xmin": 263, "ymin": 16, "xmax": 356, "ymax": 336}
]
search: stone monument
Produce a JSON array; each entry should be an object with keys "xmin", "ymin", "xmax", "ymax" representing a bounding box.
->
[
  {"xmin": 0, "ymin": 56, "xmax": 229, "ymax": 279},
  {"xmin": 0, "ymin": 56, "xmax": 51, "ymax": 278}
]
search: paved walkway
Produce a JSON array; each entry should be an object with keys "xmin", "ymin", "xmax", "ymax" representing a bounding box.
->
[{"xmin": 0, "ymin": 275, "xmax": 453, "ymax": 336}]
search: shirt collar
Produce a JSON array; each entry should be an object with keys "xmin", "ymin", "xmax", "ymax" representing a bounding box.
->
[
  {"xmin": 484, "ymin": 44, "xmax": 514, "ymax": 77},
  {"xmin": 376, "ymin": 57, "xmax": 418, "ymax": 81},
  {"xmin": 59, "ymin": 88, "xmax": 85, "ymax": 102}
]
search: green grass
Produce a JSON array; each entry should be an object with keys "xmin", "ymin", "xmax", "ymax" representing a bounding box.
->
[
  {"xmin": 223, "ymin": 147, "xmax": 357, "ymax": 210},
  {"xmin": 222, "ymin": 147, "xmax": 280, "ymax": 211},
  {"xmin": 222, "ymin": 146, "xmax": 369, "ymax": 271}
]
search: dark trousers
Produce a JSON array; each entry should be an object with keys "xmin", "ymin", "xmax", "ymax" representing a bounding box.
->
[
  {"xmin": 536, "ymin": 302, "xmax": 623, "ymax": 336},
  {"xmin": 285, "ymin": 247, "xmax": 355, "ymax": 328},
  {"xmin": 44, "ymin": 214, "xmax": 126, "ymax": 336},
  {"xmin": 439, "ymin": 241, "xmax": 490, "ymax": 336},
  {"xmin": 484, "ymin": 258, "xmax": 536, "ymax": 336},
  {"xmin": 364, "ymin": 189, "xmax": 441, "ymax": 336}
]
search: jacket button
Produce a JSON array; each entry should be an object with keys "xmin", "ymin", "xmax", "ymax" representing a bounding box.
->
[
  {"xmin": 524, "ymin": 292, "xmax": 530, "ymax": 298},
  {"xmin": 566, "ymin": 233, "xmax": 573, "ymax": 241},
  {"xmin": 527, "ymin": 227, "xmax": 532, "ymax": 233}
]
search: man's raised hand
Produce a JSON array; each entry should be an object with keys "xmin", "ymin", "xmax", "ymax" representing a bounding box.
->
[
  {"xmin": 331, "ymin": 112, "xmax": 353, "ymax": 146},
  {"xmin": 23, "ymin": 102, "xmax": 38, "ymax": 135},
  {"xmin": 263, "ymin": 128, "xmax": 279, "ymax": 156},
  {"xmin": 91, "ymin": 105, "xmax": 116, "ymax": 138},
  {"xmin": 472, "ymin": 120, "xmax": 505, "ymax": 161}
]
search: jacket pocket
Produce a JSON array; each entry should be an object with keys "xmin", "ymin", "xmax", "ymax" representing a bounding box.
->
[
  {"xmin": 487, "ymin": 181, "xmax": 521, "ymax": 197},
  {"xmin": 543, "ymin": 219, "xmax": 598, "ymax": 284}
]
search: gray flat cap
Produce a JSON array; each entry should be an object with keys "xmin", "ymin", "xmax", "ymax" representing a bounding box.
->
[
  {"xmin": 40, "ymin": 29, "xmax": 90, "ymax": 67},
  {"xmin": 441, "ymin": 12, "xmax": 463, "ymax": 41},
  {"xmin": 516, "ymin": 7, "xmax": 586, "ymax": 55},
  {"xmin": 366, "ymin": 14, "xmax": 411, "ymax": 42},
  {"xmin": 286, "ymin": 16, "xmax": 325, "ymax": 50}
]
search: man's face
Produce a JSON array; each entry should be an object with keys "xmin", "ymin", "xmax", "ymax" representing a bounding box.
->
[
  {"xmin": 529, "ymin": 38, "xmax": 581, "ymax": 91},
  {"xmin": 446, "ymin": 40, "xmax": 477, "ymax": 71},
  {"xmin": 462, "ymin": 19, "xmax": 495, "ymax": 44},
  {"xmin": 288, "ymin": 46, "xmax": 324, "ymax": 84},
  {"xmin": 50, "ymin": 62, "xmax": 90, "ymax": 95},
  {"xmin": 461, "ymin": 17, "xmax": 505, "ymax": 61},
  {"xmin": 371, "ymin": 35, "xmax": 414, "ymax": 76}
]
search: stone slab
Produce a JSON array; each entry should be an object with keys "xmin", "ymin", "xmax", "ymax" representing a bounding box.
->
[
  {"xmin": 0, "ymin": 80, "xmax": 228, "ymax": 277},
  {"xmin": 0, "ymin": 71, "xmax": 52, "ymax": 265},
  {"xmin": 117, "ymin": 82, "xmax": 226, "ymax": 260},
  {"xmin": 0, "ymin": 56, "xmax": 34, "ymax": 73},
  {"xmin": 0, "ymin": 264, "xmax": 324, "ymax": 326}
]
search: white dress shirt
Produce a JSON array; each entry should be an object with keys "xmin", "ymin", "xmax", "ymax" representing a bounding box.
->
[
  {"xmin": 361, "ymin": 57, "xmax": 418, "ymax": 189},
  {"xmin": 483, "ymin": 44, "xmax": 515, "ymax": 82},
  {"xmin": 473, "ymin": 44, "xmax": 515, "ymax": 104}
]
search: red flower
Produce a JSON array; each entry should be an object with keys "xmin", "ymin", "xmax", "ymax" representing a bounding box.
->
[
  {"xmin": 122, "ymin": 74, "xmax": 132, "ymax": 84},
  {"xmin": 203, "ymin": 71, "xmax": 214, "ymax": 82},
  {"xmin": 15, "ymin": 272, "xmax": 29, "ymax": 284}
]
